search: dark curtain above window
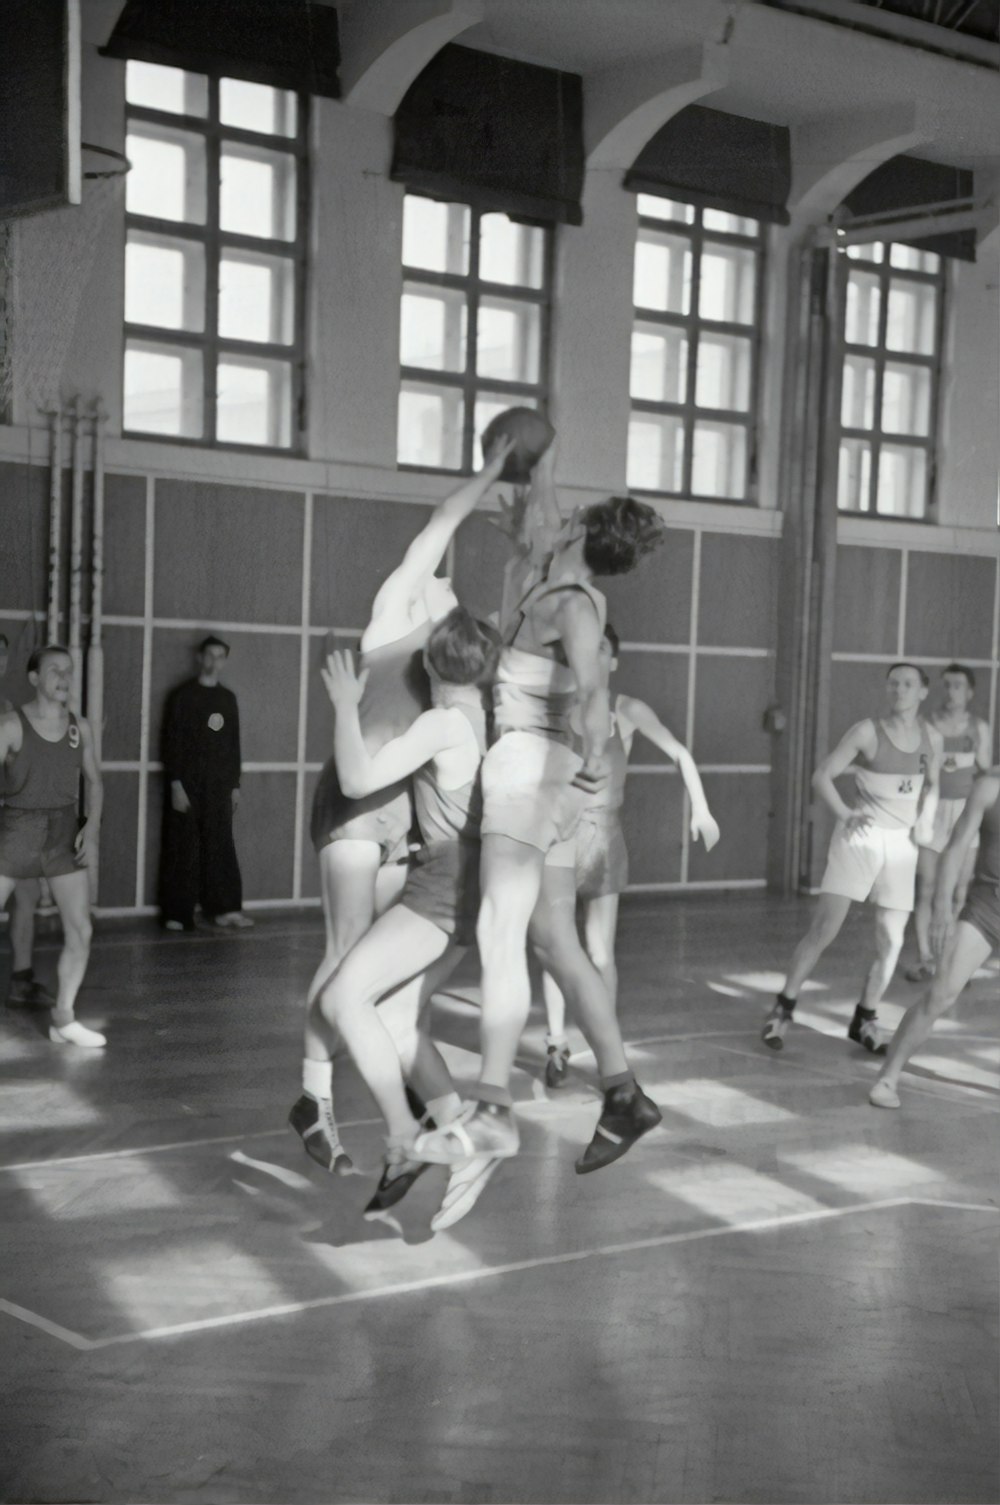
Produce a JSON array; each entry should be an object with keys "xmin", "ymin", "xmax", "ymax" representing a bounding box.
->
[
  {"xmin": 624, "ymin": 104, "xmax": 792, "ymax": 226},
  {"xmin": 100, "ymin": 0, "xmax": 340, "ymax": 97},
  {"xmin": 842, "ymin": 155, "xmax": 976, "ymax": 262},
  {"xmin": 391, "ymin": 44, "xmax": 584, "ymax": 226}
]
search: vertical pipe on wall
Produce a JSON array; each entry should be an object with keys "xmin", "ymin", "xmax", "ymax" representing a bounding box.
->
[
  {"xmin": 45, "ymin": 406, "xmax": 64, "ymax": 644},
  {"xmin": 86, "ymin": 402, "xmax": 107, "ymax": 905},
  {"xmin": 67, "ymin": 395, "xmax": 85, "ymax": 713}
]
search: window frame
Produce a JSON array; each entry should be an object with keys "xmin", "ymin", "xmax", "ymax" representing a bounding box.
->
[
  {"xmin": 397, "ymin": 193, "xmax": 556, "ymax": 476},
  {"xmin": 628, "ymin": 198, "xmax": 767, "ymax": 505},
  {"xmin": 837, "ymin": 242, "xmax": 946, "ymax": 520},
  {"xmin": 123, "ymin": 74, "xmax": 310, "ymax": 454}
]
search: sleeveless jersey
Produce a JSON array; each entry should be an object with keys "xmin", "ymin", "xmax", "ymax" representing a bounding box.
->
[
  {"xmin": 936, "ymin": 721, "xmax": 978, "ymax": 801},
  {"xmin": 413, "ymin": 702, "xmax": 486, "ymax": 846},
  {"xmin": 494, "ymin": 575, "xmax": 607, "ymax": 745},
  {"xmin": 4, "ymin": 709, "xmax": 82, "ymax": 810},
  {"xmin": 972, "ymin": 784, "xmax": 999, "ymax": 896},
  {"xmin": 853, "ymin": 719, "xmax": 933, "ymax": 831}
]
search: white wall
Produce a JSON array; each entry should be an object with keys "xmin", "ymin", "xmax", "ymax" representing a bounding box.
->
[{"xmin": 937, "ymin": 250, "xmax": 1000, "ymax": 533}]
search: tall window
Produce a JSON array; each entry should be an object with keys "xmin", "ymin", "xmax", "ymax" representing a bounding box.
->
[
  {"xmin": 123, "ymin": 62, "xmax": 307, "ymax": 449},
  {"xmin": 397, "ymin": 194, "xmax": 553, "ymax": 472},
  {"xmin": 838, "ymin": 242, "xmax": 944, "ymax": 518},
  {"xmin": 628, "ymin": 195, "xmax": 764, "ymax": 502}
]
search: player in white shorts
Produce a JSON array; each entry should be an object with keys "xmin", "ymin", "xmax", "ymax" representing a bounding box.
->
[
  {"xmin": 761, "ymin": 663, "xmax": 941, "ymax": 1054},
  {"xmin": 906, "ymin": 663, "xmax": 989, "ymax": 982}
]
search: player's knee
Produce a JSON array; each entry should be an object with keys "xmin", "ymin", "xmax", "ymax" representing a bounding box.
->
[
  {"xmin": 477, "ymin": 899, "xmax": 525, "ymax": 964},
  {"xmin": 66, "ymin": 915, "xmax": 93, "ymax": 952}
]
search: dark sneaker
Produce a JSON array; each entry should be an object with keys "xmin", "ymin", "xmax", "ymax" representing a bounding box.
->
[
  {"xmin": 7, "ymin": 976, "xmax": 56, "ymax": 1010},
  {"xmin": 364, "ymin": 1150, "xmax": 430, "ymax": 1215},
  {"xmin": 288, "ymin": 1093, "xmax": 353, "ymax": 1174},
  {"xmin": 404, "ymin": 1084, "xmax": 436, "ymax": 1130},
  {"xmin": 848, "ymin": 1006, "xmax": 888, "ymax": 1056},
  {"xmin": 544, "ymin": 1043, "xmax": 571, "ymax": 1088},
  {"xmin": 575, "ymin": 1082, "xmax": 662, "ymax": 1174},
  {"xmin": 761, "ymin": 1000, "xmax": 794, "ymax": 1050}
]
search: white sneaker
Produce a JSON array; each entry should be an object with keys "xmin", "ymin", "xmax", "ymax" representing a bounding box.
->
[
  {"xmin": 49, "ymin": 1021, "xmax": 107, "ymax": 1048},
  {"xmin": 869, "ymin": 1078, "xmax": 901, "ymax": 1109},
  {"xmin": 415, "ymin": 1100, "xmax": 519, "ymax": 1164},
  {"xmin": 431, "ymin": 1156, "xmax": 502, "ymax": 1232},
  {"xmin": 213, "ymin": 912, "xmax": 254, "ymax": 929}
]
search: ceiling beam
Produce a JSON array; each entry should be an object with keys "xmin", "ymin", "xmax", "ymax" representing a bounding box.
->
[{"xmin": 339, "ymin": 0, "xmax": 482, "ymax": 115}]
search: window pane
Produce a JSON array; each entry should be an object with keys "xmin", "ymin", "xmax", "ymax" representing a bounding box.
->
[
  {"xmin": 837, "ymin": 437, "xmax": 872, "ymax": 512},
  {"xmin": 889, "ymin": 243, "xmax": 939, "ymax": 274},
  {"xmin": 125, "ymin": 232, "xmax": 205, "ymax": 332},
  {"xmin": 630, "ymin": 324, "xmax": 687, "ymax": 403},
  {"xmin": 634, "ymin": 229, "xmax": 691, "ymax": 314},
  {"xmin": 479, "ymin": 214, "xmax": 544, "ymax": 288},
  {"xmin": 627, "ymin": 413, "xmax": 685, "ymax": 492},
  {"xmin": 123, "ymin": 340, "xmax": 203, "ymax": 437},
  {"xmin": 691, "ymin": 420, "xmax": 747, "ymax": 498},
  {"xmin": 702, "ymin": 208, "xmax": 758, "ymax": 236},
  {"xmin": 699, "ymin": 244, "xmax": 756, "ymax": 324},
  {"xmin": 477, "ymin": 297, "xmax": 540, "ymax": 383},
  {"xmin": 845, "ymin": 242, "xmax": 884, "ymax": 262},
  {"xmin": 402, "ymin": 196, "xmax": 470, "ymax": 275},
  {"xmin": 220, "ymin": 78, "xmax": 297, "ymax": 136},
  {"xmin": 881, "ymin": 362, "xmax": 931, "ymax": 436},
  {"xmin": 216, "ymin": 358, "xmax": 292, "ymax": 447},
  {"xmin": 400, "ymin": 285, "xmax": 466, "ymax": 372},
  {"xmin": 126, "ymin": 126, "xmax": 207, "ymax": 224},
  {"xmin": 398, "ymin": 381, "xmax": 463, "ymax": 469},
  {"xmin": 695, "ymin": 332, "xmax": 751, "ymax": 411},
  {"xmin": 877, "ymin": 444, "xmax": 927, "ymax": 517},
  {"xmin": 220, "ymin": 147, "xmax": 296, "ymax": 240},
  {"xmin": 845, "ymin": 269, "xmax": 881, "ymax": 346},
  {"xmin": 841, "ymin": 354, "xmax": 876, "ymax": 430},
  {"xmin": 126, "ymin": 61, "xmax": 207, "ymax": 116},
  {"xmin": 886, "ymin": 280, "xmax": 936, "ymax": 355},
  {"xmin": 636, "ymin": 194, "xmax": 694, "ymax": 224},
  {"xmin": 219, "ymin": 251, "xmax": 295, "ymax": 344}
]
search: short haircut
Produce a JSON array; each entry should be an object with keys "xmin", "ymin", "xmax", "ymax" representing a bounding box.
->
[
  {"xmin": 198, "ymin": 635, "xmax": 230, "ymax": 656},
  {"xmin": 426, "ymin": 607, "xmax": 500, "ymax": 686},
  {"xmin": 887, "ymin": 661, "xmax": 929, "ymax": 688},
  {"xmin": 943, "ymin": 662, "xmax": 975, "ymax": 689},
  {"xmin": 604, "ymin": 622, "xmax": 620, "ymax": 657},
  {"xmin": 27, "ymin": 643, "xmax": 71, "ymax": 676},
  {"xmin": 581, "ymin": 496, "xmax": 663, "ymax": 578}
]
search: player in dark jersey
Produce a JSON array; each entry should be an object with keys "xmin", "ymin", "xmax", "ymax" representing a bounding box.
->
[
  {"xmin": 0, "ymin": 645, "xmax": 104, "ymax": 1047},
  {"xmin": 870, "ymin": 768, "xmax": 999, "ymax": 1109},
  {"xmin": 0, "ymin": 634, "xmax": 52, "ymax": 1010}
]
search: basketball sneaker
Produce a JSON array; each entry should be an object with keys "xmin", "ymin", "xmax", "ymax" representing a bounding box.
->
[
  {"xmin": 415, "ymin": 1100, "xmax": 519, "ymax": 1164},
  {"xmin": 575, "ymin": 1081, "xmax": 661, "ymax": 1174},
  {"xmin": 6, "ymin": 972, "xmax": 55, "ymax": 1009},
  {"xmin": 848, "ymin": 1005, "xmax": 888, "ymax": 1055},
  {"xmin": 431, "ymin": 1156, "xmax": 502, "ymax": 1232},
  {"xmin": 761, "ymin": 999, "xmax": 794, "ymax": 1050},
  {"xmin": 364, "ymin": 1146, "xmax": 429, "ymax": 1215},
  {"xmin": 288, "ymin": 1093, "xmax": 353, "ymax": 1174},
  {"xmin": 544, "ymin": 1041, "xmax": 571, "ymax": 1088}
]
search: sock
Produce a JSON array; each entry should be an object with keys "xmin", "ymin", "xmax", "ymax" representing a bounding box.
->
[
  {"xmin": 600, "ymin": 1070, "xmax": 634, "ymax": 1093},
  {"xmin": 856, "ymin": 1004, "xmax": 877, "ymax": 1020},
  {"xmin": 302, "ymin": 1058, "xmax": 333, "ymax": 1101},
  {"xmin": 777, "ymin": 992, "xmax": 796, "ymax": 1012},
  {"xmin": 475, "ymin": 1083, "xmax": 513, "ymax": 1110},
  {"xmin": 426, "ymin": 1091, "xmax": 463, "ymax": 1126},
  {"xmin": 12, "ymin": 968, "xmax": 33, "ymax": 982},
  {"xmin": 545, "ymin": 1032, "xmax": 569, "ymax": 1051}
]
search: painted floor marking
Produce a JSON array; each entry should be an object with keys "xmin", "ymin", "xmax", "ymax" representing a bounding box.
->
[
  {"xmin": 716, "ymin": 1041, "xmax": 1000, "ymax": 1113},
  {"xmin": 2, "ymin": 1197, "xmax": 995, "ymax": 1353}
]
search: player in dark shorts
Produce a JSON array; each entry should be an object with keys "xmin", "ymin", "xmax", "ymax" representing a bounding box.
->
[
  {"xmin": 0, "ymin": 636, "xmax": 52, "ymax": 1010},
  {"xmin": 293, "ymin": 437, "xmax": 513, "ymax": 1171},
  {"xmin": 870, "ymin": 769, "xmax": 1000, "ymax": 1109},
  {"xmin": 296, "ymin": 609, "xmax": 501, "ymax": 1232},
  {"xmin": 0, "ymin": 645, "xmax": 104, "ymax": 1047}
]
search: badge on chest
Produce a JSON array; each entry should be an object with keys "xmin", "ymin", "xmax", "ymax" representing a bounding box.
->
[{"xmin": 208, "ymin": 713, "xmax": 225, "ymax": 732}]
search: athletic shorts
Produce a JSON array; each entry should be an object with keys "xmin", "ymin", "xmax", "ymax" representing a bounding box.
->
[
  {"xmin": 575, "ymin": 810, "xmax": 629, "ymax": 900},
  {"xmin": 820, "ymin": 820, "xmax": 918, "ymax": 912},
  {"xmin": 958, "ymin": 880, "xmax": 1000, "ymax": 954},
  {"xmin": 401, "ymin": 840, "xmax": 480, "ymax": 947},
  {"xmin": 480, "ymin": 731, "xmax": 585, "ymax": 867},
  {"xmin": 310, "ymin": 757, "xmax": 412, "ymax": 864},
  {"xmin": 0, "ymin": 805, "xmax": 79, "ymax": 880},
  {"xmin": 920, "ymin": 796, "xmax": 978, "ymax": 856}
]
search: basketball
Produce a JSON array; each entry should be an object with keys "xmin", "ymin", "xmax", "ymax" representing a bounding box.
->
[{"xmin": 481, "ymin": 406, "xmax": 556, "ymax": 482}]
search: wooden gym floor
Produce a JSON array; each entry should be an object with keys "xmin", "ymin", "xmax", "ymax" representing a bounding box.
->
[{"xmin": 1, "ymin": 893, "xmax": 997, "ymax": 1505}]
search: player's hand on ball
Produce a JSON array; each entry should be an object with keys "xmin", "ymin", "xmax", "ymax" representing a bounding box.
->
[
  {"xmin": 322, "ymin": 650, "xmax": 369, "ymax": 710},
  {"xmin": 691, "ymin": 809, "xmax": 720, "ymax": 851},
  {"xmin": 481, "ymin": 433, "xmax": 516, "ymax": 474}
]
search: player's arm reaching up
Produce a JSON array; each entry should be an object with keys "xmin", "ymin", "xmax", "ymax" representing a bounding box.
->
[{"xmin": 615, "ymin": 696, "xmax": 720, "ymax": 849}]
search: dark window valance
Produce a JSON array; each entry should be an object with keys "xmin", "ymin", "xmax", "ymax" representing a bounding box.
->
[
  {"xmin": 391, "ymin": 44, "xmax": 584, "ymax": 227},
  {"xmin": 624, "ymin": 104, "xmax": 791, "ymax": 226},
  {"xmin": 842, "ymin": 155, "xmax": 976, "ymax": 262},
  {"xmin": 100, "ymin": 0, "xmax": 340, "ymax": 98}
]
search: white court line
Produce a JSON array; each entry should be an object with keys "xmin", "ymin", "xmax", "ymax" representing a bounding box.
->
[
  {"xmin": 716, "ymin": 1041, "xmax": 1000, "ymax": 1113},
  {"xmin": 0, "ymin": 1118, "xmax": 381, "ymax": 1174},
  {"xmin": 0, "ymin": 1299, "xmax": 93, "ymax": 1351}
]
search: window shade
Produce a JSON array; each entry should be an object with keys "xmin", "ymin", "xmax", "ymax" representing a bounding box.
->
[
  {"xmin": 624, "ymin": 104, "xmax": 791, "ymax": 226},
  {"xmin": 842, "ymin": 155, "xmax": 976, "ymax": 262}
]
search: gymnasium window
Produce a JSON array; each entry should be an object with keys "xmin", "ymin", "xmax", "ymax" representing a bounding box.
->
[
  {"xmin": 397, "ymin": 194, "xmax": 553, "ymax": 471},
  {"xmin": 123, "ymin": 62, "xmax": 307, "ymax": 449},
  {"xmin": 837, "ymin": 242, "xmax": 945, "ymax": 519},
  {"xmin": 627, "ymin": 196, "xmax": 764, "ymax": 502}
]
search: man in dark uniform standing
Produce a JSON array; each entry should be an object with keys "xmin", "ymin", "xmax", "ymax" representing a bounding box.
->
[{"xmin": 159, "ymin": 636, "xmax": 252, "ymax": 931}]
